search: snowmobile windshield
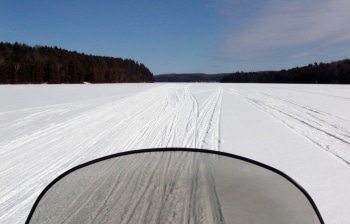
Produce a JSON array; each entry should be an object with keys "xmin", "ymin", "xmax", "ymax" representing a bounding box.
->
[{"xmin": 26, "ymin": 148, "xmax": 324, "ymax": 224}]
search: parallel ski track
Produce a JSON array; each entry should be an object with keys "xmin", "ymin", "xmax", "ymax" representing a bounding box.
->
[
  {"xmin": 230, "ymin": 88, "xmax": 350, "ymax": 166},
  {"xmin": 0, "ymin": 84, "xmax": 223, "ymax": 223},
  {"xmin": 267, "ymin": 85, "xmax": 350, "ymax": 101},
  {"xmin": 195, "ymin": 89, "xmax": 223, "ymax": 150}
]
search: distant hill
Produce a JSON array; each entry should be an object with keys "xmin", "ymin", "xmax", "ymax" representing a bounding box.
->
[
  {"xmin": 221, "ymin": 59, "xmax": 350, "ymax": 84},
  {"xmin": 0, "ymin": 42, "xmax": 154, "ymax": 84},
  {"xmin": 155, "ymin": 73, "xmax": 226, "ymax": 82},
  {"xmin": 156, "ymin": 59, "xmax": 350, "ymax": 84}
]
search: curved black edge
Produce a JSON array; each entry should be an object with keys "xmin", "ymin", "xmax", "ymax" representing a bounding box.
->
[{"xmin": 25, "ymin": 148, "xmax": 325, "ymax": 224}]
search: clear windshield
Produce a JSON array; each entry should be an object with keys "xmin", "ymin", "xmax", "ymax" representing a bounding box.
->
[{"xmin": 27, "ymin": 150, "xmax": 323, "ymax": 224}]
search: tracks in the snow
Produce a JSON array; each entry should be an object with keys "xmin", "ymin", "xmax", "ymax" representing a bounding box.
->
[
  {"xmin": 230, "ymin": 88, "xmax": 350, "ymax": 166},
  {"xmin": 0, "ymin": 84, "xmax": 223, "ymax": 224}
]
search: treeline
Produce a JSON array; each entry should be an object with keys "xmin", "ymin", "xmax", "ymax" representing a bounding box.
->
[
  {"xmin": 0, "ymin": 42, "xmax": 154, "ymax": 84},
  {"xmin": 221, "ymin": 59, "xmax": 350, "ymax": 84},
  {"xmin": 155, "ymin": 73, "xmax": 225, "ymax": 82}
]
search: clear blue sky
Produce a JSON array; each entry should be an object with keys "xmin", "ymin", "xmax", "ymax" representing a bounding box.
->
[{"xmin": 1, "ymin": 0, "xmax": 349, "ymax": 74}]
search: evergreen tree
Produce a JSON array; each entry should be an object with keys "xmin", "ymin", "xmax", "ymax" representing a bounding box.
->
[{"xmin": 0, "ymin": 42, "xmax": 154, "ymax": 84}]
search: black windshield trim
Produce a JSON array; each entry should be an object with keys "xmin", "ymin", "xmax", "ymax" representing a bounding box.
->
[{"xmin": 25, "ymin": 148, "xmax": 324, "ymax": 224}]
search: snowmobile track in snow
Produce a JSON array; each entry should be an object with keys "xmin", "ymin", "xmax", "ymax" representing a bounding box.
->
[
  {"xmin": 0, "ymin": 84, "xmax": 223, "ymax": 223},
  {"xmin": 230, "ymin": 88, "xmax": 350, "ymax": 166},
  {"xmin": 1, "ymin": 83, "xmax": 350, "ymax": 224}
]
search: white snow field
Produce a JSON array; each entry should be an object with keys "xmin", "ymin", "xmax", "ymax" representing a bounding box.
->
[{"xmin": 0, "ymin": 83, "xmax": 349, "ymax": 223}]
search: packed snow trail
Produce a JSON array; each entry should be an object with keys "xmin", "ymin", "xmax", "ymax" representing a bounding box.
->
[
  {"xmin": 0, "ymin": 84, "xmax": 223, "ymax": 224},
  {"xmin": 1, "ymin": 83, "xmax": 350, "ymax": 224}
]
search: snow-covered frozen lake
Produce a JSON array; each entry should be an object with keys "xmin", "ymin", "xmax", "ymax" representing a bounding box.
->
[{"xmin": 1, "ymin": 83, "xmax": 349, "ymax": 223}]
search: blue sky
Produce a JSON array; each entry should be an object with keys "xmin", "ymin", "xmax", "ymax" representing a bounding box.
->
[{"xmin": 1, "ymin": 0, "xmax": 349, "ymax": 74}]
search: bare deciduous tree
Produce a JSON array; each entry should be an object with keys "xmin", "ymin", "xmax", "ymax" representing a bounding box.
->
[
  {"xmin": 12, "ymin": 62, "xmax": 21, "ymax": 83},
  {"xmin": 57, "ymin": 63, "xmax": 62, "ymax": 73},
  {"xmin": 14, "ymin": 62, "xmax": 20, "ymax": 73}
]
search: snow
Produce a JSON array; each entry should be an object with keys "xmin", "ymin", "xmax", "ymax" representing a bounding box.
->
[{"xmin": 0, "ymin": 83, "xmax": 349, "ymax": 223}]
